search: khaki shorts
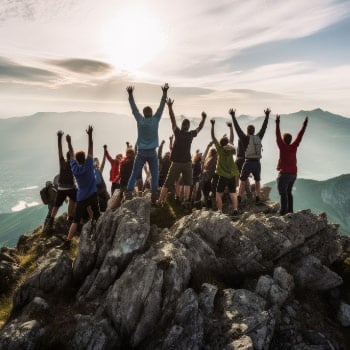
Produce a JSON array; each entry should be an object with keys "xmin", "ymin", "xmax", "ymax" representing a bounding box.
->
[{"xmin": 164, "ymin": 162, "xmax": 193, "ymax": 187}]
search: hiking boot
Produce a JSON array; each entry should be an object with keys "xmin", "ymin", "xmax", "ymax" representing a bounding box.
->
[
  {"xmin": 181, "ymin": 201, "xmax": 191, "ymax": 213},
  {"xmin": 232, "ymin": 209, "xmax": 239, "ymax": 216},
  {"xmin": 151, "ymin": 192, "xmax": 158, "ymax": 205},
  {"xmin": 61, "ymin": 239, "xmax": 71, "ymax": 250},
  {"xmin": 124, "ymin": 190, "xmax": 133, "ymax": 201}
]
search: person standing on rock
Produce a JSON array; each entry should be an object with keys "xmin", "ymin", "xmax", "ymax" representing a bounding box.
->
[
  {"xmin": 275, "ymin": 115, "xmax": 308, "ymax": 215},
  {"xmin": 230, "ymin": 107, "xmax": 270, "ymax": 204},
  {"xmin": 158, "ymin": 98, "xmax": 207, "ymax": 210},
  {"xmin": 62, "ymin": 126, "xmax": 100, "ymax": 249},
  {"xmin": 210, "ymin": 119, "xmax": 239, "ymax": 215},
  {"xmin": 44, "ymin": 130, "xmax": 77, "ymax": 235},
  {"xmin": 124, "ymin": 83, "xmax": 169, "ymax": 205}
]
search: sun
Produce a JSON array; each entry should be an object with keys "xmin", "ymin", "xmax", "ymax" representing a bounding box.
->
[{"xmin": 102, "ymin": 8, "xmax": 166, "ymax": 72}]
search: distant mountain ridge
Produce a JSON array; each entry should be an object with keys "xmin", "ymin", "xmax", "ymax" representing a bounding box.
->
[{"xmin": 266, "ymin": 174, "xmax": 350, "ymax": 235}]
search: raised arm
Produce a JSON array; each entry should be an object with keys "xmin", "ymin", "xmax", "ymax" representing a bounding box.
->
[
  {"xmin": 126, "ymin": 86, "xmax": 142, "ymax": 121},
  {"xmin": 66, "ymin": 134, "xmax": 74, "ymax": 160},
  {"xmin": 229, "ymin": 108, "xmax": 246, "ymax": 140},
  {"xmin": 169, "ymin": 135, "xmax": 174, "ymax": 152},
  {"xmin": 167, "ymin": 98, "xmax": 177, "ymax": 132},
  {"xmin": 257, "ymin": 108, "xmax": 270, "ymax": 139},
  {"xmin": 202, "ymin": 141, "xmax": 213, "ymax": 165},
  {"xmin": 226, "ymin": 121, "xmax": 234, "ymax": 143},
  {"xmin": 196, "ymin": 112, "xmax": 207, "ymax": 133},
  {"xmin": 57, "ymin": 130, "xmax": 64, "ymax": 159},
  {"xmin": 104, "ymin": 146, "xmax": 114, "ymax": 164},
  {"xmin": 86, "ymin": 125, "xmax": 93, "ymax": 158},
  {"xmin": 158, "ymin": 140, "xmax": 165, "ymax": 160},
  {"xmin": 210, "ymin": 119, "xmax": 218, "ymax": 144},
  {"xmin": 100, "ymin": 145, "xmax": 107, "ymax": 172},
  {"xmin": 292, "ymin": 116, "xmax": 308, "ymax": 147},
  {"xmin": 154, "ymin": 83, "xmax": 169, "ymax": 120},
  {"xmin": 275, "ymin": 115, "xmax": 283, "ymax": 147}
]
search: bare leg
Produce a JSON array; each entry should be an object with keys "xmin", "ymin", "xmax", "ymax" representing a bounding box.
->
[
  {"xmin": 238, "ymin": 180, "xmax": 245, "ymax": 197},
  {"xmin": 50, "ymin": 206, "xmax": 59, "ymax": 218},
  {"xmin": 183, "ymin": 185, "xmax": 191, "ymax": 201},
  {"xmin": 159, "ymin": 186, "xmax": 169, "ymax": 203},
  {"xmin": 68, "ymin": 199, "xmax": 75, "ymax": 218},
  {"xmin": 255, "ymin": 181, "xmax": 261, "ymax": 197},
  {"xmin": 67, "ymin": 222, "xmax": 78, "ymax": 240},
  {"xmin": 229, "ymin": 193, "xmax": 238, "ymax": 210},
  {"xmin": 216, "ymin": 192, "xmax": 223, "ymax": 211}
]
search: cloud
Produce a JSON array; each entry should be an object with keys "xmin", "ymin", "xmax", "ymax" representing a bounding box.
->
[
  {"xmin": 48, "ymin": 58, "xmax": 113, "ymax": 75},
  {"xmin": 0, "ymin": 56, "xmax": 57, "ymax": 82},
  {"xmin": 0, "ymin": 0, "xmax": 79, "ymax": 22}
]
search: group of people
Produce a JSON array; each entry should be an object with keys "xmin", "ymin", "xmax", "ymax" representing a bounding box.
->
[{"xmin": 43, "ymin": 83, "xmax": 308, "ymax": 248}]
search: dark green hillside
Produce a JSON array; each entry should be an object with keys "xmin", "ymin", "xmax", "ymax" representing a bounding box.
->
[
  {"xmin": 0, "ymin": 206, "xmax": 47, "ymax": 247},
  {"xmin": 266, "ymin": 174, "xmax": 350, "ymax": 235}
]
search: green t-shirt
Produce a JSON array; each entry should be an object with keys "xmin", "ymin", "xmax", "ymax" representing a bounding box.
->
[{"xmin": 214, "ymin": 138, "xmax": 239, "ymax": 179}]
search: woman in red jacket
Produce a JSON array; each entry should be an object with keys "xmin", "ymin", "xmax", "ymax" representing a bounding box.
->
[{"xmin": 275, "ymin": 115, "xmax": 308, "ymax": 215}]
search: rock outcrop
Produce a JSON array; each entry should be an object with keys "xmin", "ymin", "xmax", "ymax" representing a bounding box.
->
[{"xmin": 1, "ymin": 195, "xmax": 349, "ymax": 350}]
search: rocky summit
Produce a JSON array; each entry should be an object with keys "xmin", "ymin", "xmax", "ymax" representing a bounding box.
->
[{"xmin": 1, "ymin": 193, "xmax": 350, "ymax": 350}]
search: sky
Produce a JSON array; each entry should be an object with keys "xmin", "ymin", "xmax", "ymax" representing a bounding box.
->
[{"xmin": 0, "ymin": 0, "xmax": 350, "ymax": 118}]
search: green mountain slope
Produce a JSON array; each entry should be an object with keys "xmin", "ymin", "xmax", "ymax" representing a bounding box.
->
[
  {"xmin": 266, "ymin": 174, "xmax": 350, "ymax": 235},
  {"xmin": 0, "ymin": 205, "xmax": 47, "ymax": 247}
]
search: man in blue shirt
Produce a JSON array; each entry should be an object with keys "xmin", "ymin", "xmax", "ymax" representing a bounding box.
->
[
  {"xmin": 125, "ymin": 83, "xmax": 169, "ymax": 204},
  {"xmin": 62, "ymin": 125, "xmax": 100, "ymax": 249}
]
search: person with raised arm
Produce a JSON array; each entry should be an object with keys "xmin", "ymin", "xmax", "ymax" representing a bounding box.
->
[
  {"xmin": 276, "ymin": 114, "xmax": 308, "ymax": 215},
  {"xmin": 124, "ymin": 83, "xmax": 169, "ymax": 205},
  {"xmin": 158, "ymin": 139, "xmax": 172, "ymax": 188},
  {"xmin": 158, "ymin": 98, "xmax": 207, "ymax": 210},
  {"xmin": 62, "ymin": 126, "xmax": 100, "ymax": 249},
  {"xmin": 103, "ymin": 145, "xmax": 123, "ymax": 195},
  {"xmin": 210, "ymin": 119, "xmax": 239, "ymax": 215},
  {"xmin": 230, "ymin": 107, "xmax": 270, "ymax": 203},
  {"xmin": 44, "ymin": 130, "xmax": 77, "ymax": 234}
]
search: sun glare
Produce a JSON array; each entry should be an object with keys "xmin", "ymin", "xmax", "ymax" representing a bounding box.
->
[{"xmin": 102, "ymin": 8, "xmax": 166, "ymax": 72}]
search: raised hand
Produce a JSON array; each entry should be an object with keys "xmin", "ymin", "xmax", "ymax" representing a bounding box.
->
[
  {"xmin": 86, "ymin": 125, "xmax": 93, "ymax": 136},
  {"xmin": 126, "ymin": 86, "xmax": 134, "ymax": 95},
  {"xmin": 161, "ymin": 140, "xmax": 165, "ymax": 145},
  {"xmin": 57, "ymin": 130, "xmax": 64, "ymax": 138},
  {"xmin": 229, "ymin": 108, "xmax": 236, "ymax": 117},
  {"xmin": 226, "ymin": 121, "xmax": 233, "ymax": 127},
  {"xmin": 276, "ymin": 115, "xmax": 280, "ymax": 123},
  {"xmin": 304, "ymin": 116, "xmax": 308, "ymax": 126},
  {"xmin": 162, "ymin": 83, "xmax": 169, "ymax": 93},
  {"xmin": 103, "ymin": 144, "xmax": 107, "ymax": 150},
  {"xmin": 264, "ymin": 108, "xmax": 271, "ymax": 117},
  {"xmin": 208, "ymin": 141, "xmax": 214, "ymax": 146},
  {"xmin": 66, "ymin": 134, "xmax": 71, "ymax": 143},
  {"xmin": 201, "ymin": 112, "xmax": 207, "ymax": 120},
  {"xmin": 210, "ymin": 119, "xmax": 215, "ymax": 125},
  {"xmin": 166, "ymin": 98, "xmax": 174, "ymax": 107},
  {"xmin": 169, "ymin": 135, "xmax": 174, "ymax": 142}
]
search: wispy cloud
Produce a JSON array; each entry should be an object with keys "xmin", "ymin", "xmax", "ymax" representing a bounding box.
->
[
  {"xmin": 0, "ymin": 56, "xmax": 57, "ymax": 82},
  {"xmin": 48, "ymin": 58, "xmax": 113, "ymax": 75}
]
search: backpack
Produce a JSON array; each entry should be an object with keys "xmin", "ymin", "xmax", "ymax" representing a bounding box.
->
[
  {"xmin": 40, "ymin": 181, "xmax": 57, "ymax": 205},
  {"xmin": 245, "ymin": 135, "xmax": 262, "ymax": 159}
]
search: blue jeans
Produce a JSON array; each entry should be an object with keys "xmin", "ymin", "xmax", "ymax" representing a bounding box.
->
[
  {"xmin": 127, "ymin": 148, "xmax": 159, "ymax": 193},
  {"xmin": 277, "ymin": 172, "xmax": 297, "ymax": 215}
]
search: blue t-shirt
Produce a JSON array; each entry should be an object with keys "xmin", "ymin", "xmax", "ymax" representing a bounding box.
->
[
  {"xmin": 128, "ymin": 94, "xmax": 166, "ymax": 149},
  {"xmin": 70, "ymin": 156, "xmax": 97, "ymax": 201}
]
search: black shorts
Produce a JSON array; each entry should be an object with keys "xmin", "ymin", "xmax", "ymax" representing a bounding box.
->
[
  {"xmin": 54, "ymin": 188, "xmax": 77, "ymax": 207},
  {"xmin": 216, "ymin": 176, "xmax": 236, "ymax": 193},
  {"xmin": 240, "ymin": 160, "xmax": 261, "ymax": 181},
  {"xmin": 74, "ymin": 193, "xmax": 100, "ymax": 224}
]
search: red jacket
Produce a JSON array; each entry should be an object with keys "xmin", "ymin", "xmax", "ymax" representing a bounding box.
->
[
  {"xmin": 105, "ymin": 150, "xmax": 120, "ymax": 183},
  {"xmin": 276, "ymin": 122, "xmax": 307, "ymax": 174}
]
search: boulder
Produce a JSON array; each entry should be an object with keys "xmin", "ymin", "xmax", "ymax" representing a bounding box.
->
[
  {"xmin": 13, "ymin": 248, "xmax": 72, "ymax": 309},
  {"xmin": 292, "ymin": 255, "xmax": 343, "ymax": 291},
  {"xmin": 0, "ymin": 319, "xmax": 44, "ymax": 350},
  {"xmin": 338, "ymin": 302, "xmax": 350, "ymax": 327}
]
